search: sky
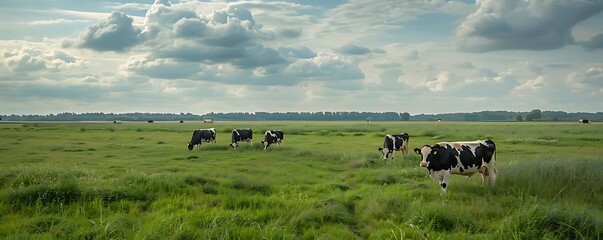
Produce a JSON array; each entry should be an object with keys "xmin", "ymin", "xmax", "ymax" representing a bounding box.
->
[{"xmin": 0, "ymin": 0, "xmax": 602, "ymax": 115}]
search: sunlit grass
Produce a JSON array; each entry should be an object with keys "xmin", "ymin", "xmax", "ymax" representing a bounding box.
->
[{"xmin": 0, "ymin": 121, "xmax": 602, "ymax": 239}]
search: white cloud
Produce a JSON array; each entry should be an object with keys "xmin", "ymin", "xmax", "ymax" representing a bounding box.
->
[
  {"xmin": 284, "ymin": 52, "xmax": 363, "ymax": 80},
  {"xmin": 2, "ymin": 45, "xmax": 86, "ymax": 72},
  {"xmin": 77, "ymin": 11, "xmax": 143, "ymax": 52},
  {"xmin": 512, "ymin": 75, "xmax": 546, "ymax": 96},
  {"xmin": 425, "ymin": 72, "xmax": 455, "ymax": 92},
  {"xmin": 567, "ymin": 66, "xmax": 603, "ymax": 94},
  {"xmin": 1, "ymin": 0, "xmax": 602, "ymax": 114}
]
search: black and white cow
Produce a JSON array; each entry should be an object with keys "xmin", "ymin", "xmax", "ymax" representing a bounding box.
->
[
  {"xmin": 378, "ymin": 133, "xmax": 409, "ymax": 159},
  {"xmin": 230, "ymin": 128, "xmax": 253, "ymax": 149},
  {"xmin": 261, "ymin": 130, "xmax": 284, "ymax": 150},
  {"xmin": 414, "ymin": 139, "xmax": 497, "ymax": 194},
  {"xmin": 187, "ymin": 128, "xmax": 216, "ymax": 150}
]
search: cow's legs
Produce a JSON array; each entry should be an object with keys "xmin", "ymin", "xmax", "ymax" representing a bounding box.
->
[
  {"xmin": 488, "ymin": 166, "xmax": 497, "ymax": 187},
  {"xmin": 440, "ymin": 171, "xmax": 451, "ymax": 194},
  {"xmin": 480, "ymin": 166, "xmax": 489, "ymax": 187}
]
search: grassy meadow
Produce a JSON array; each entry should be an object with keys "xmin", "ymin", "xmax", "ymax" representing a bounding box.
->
[{"xmin": 0, "ymin": 121, "xmax": 602, "ymax": 239}]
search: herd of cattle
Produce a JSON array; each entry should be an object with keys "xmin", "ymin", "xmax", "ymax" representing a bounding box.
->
[
  {"xmin": 187, "ymin": 128, "xmax": 497, "ymax": 194},
  {"xmin": 187, "ymin": 128, "xmax": 284, "ymax": 150}
]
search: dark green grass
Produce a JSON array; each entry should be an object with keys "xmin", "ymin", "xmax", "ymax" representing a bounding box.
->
[{"xmin": 0, "ymin": 121, "xmax": 602, "ymax": 239}]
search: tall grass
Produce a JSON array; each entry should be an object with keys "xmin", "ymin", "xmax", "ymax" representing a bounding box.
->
[
  {"xmin": 0, "ymin": 121, "xmax": 602, "ymax": 239},
  {"xmin": 498, "ymin": 158, "xmax": 603, "ymax": 203}
]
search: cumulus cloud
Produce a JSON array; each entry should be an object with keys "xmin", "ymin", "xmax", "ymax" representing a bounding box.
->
[
  {"xmin": 2, "ymin": 46, "xmax": 86, "ymax": 72},
  {"xmin": 512, "ymin": 75, "xmax": 546, "ymax": 96},
  {"xmin": 123, "ymin": 55, "xmax": 201, "ymax": 79},
  {"xmin": 335, "ymin": 44, "xmax": 371, "ymax": 55},
  {"xmin": 77, "ymin": 11, "xmax": 143, "ymax": 52},
  {"xmin": 567, "ymin": 66, "xmax": 603, "ymax": 93},
  {"xmin": 142, "ymin": 2, "xmax": 287, "ymax": 69},
  {"xmin": 425, "ymin": 72, "xmax": 458, "ymax": 92},
  {"xmin": 284, "ymin": 52, "xmax": 364, "ymax": 80},
  {"xmin": 456, "ymin": 0, "xmax": 603, "ymax": 52}
]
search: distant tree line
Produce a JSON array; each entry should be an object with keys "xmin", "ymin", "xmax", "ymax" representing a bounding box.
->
[
  {"xmin": 0, "ymin": 112, "xmax": 200, "ymax": 121},
  {"xmin": 410, "ymin": 110, "xmax": 602, "ymax": 122},
  {"xmin": 203, "ymin": 112, "xmax": 402, "ymax": 121},
  {"xmin": 1, "ymin": 110, "xmax": 601, "ymax": 122}
]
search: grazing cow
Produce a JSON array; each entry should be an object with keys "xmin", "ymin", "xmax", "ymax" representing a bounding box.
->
[
  {"xmin": 261, "ymin": 130, "xmax": 284, "ymax": 149},
  {"xmin": 187, "ymin": 128, "xmax": 217, "ymax": 150},
  {"xmin": 579, "ymin": 119, "xmax": 590, "ymax": 124},
  {"xmin": 378, "ymin": 133, "xmax": 409, "ymax": 159},
  {"xmin": 414, "ymin": 140, "xmax": 497, "ymax": 194},
  {"xmin": 148, "ymin": 120, "xmax": 154, "ymax": 123},
  {"xmin": 230, "ymin": 129, "xmax": 253, "ymax": 149}
]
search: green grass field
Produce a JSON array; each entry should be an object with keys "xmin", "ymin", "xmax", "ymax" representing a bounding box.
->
[{"xmin": 0, "ymin": 121, "xmax": 602, "ymax": 239}]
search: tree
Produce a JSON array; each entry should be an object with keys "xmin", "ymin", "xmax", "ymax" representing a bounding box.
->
[
  {"xmin": 401, "ymin": 112, "xmax": 410, "ymax": 121},
  {"xmin": 526, "ymin": 109, "xmax": 542, "ymax": 121},
  {"xmin": 516, "ymin": 115, "xmax": 523, "ymax": 121}
]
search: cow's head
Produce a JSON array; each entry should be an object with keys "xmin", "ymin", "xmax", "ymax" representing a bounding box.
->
[
  {"xmin": 378, "ymin": 147, "xmax": 393, "ymax": 160},
  {"xmin": 187, "ymin": 142, "xmax": 194, "ymax": 150},
  {"xmin": 414, "ymin": 145, "xmax": 440, "ymax": 168},
  {"xmin": 230, "ymin": 142, "xmax": 238, "ymax": 149}
]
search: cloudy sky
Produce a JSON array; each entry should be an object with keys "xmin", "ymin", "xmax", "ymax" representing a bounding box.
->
[{"xmin": 1, "ymin": 0, "xmax": 602, "ymax": 115}]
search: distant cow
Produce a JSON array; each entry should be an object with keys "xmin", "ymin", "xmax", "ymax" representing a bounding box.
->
[
  {"xmin": 148, "ymin": 120, "xmax": 154, "ymax": 123},
  {"xmin": 414, "ymin": 140, "xmax": 497, "ymax": 194},
  {"xmin": 230, "ymin": 129, "xmax": 253, "ymax": 149},
  {"xmin": 579, "ymin": 119, "xmax": 590, "ymax": 124},
  {"xmin": 378, "ymin": 133, "xmax": 409, "ymax": 159},
  {"xmin": 187, "ymin": 128, "xmax": 216, "ymax": 150},
  {"xmin": 261, "ymin": 130, "xmax": 284, "ymax": 150}
]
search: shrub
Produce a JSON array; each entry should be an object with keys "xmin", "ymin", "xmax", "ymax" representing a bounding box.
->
[
  {"xmin": 6, "ymin": 181, "xmax": 80, "ymax": 206},
  {"xmin": 231, "ymin": 178, "xmax": 272, "ymax": 195},
  {"xmin": 202, "ymin": 183, "xmax": 218, "ymax": 195},
  {"xmin": 377, "ymin": 174, "xmax": 397, "ymax": 185}
]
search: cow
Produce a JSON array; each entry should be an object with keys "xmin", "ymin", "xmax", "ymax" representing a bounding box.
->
[
  {"xmin": 414, "ymin": 139, "xmax": 497, "ymax": 194},
  {"xmin": 230, "ymin": 129, "xmax": 253, "ymax": 149},
  {"xmin": 579, "ymin": 119, "xmax": 590, "ymax": 124},
  {"xmin": 261, "ymin": 130, "xmax": 284, "ymax": 150},
  {"xmin": 148, "ymin": 120, "xmax": 154, "ymax": 123},
  {"xmin": 187, "ymin": 128, "xmax": 216, "ymax": 150},
  {"xmin": 378, "ymin": 133, "xmax": 409, "ymax": 159}
]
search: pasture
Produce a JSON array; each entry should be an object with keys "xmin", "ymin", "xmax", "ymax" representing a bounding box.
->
[{"xmin": 0, "ymin": 121, "xmax": 602, "ymax": 239}]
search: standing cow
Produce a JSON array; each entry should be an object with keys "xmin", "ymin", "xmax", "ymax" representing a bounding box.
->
[
  {"xmin": 187, "ymin": 128, "xmax": 216, "ymax": 150},
  {"xmin": 261, "ymin": 130, "xmax": 284, "ymax": 150},
  {"xmin": 414, "ymin": 139, "xmax": 497, "ymax": 194},
  {"xmin": 230, "ymin": 128, "xmax": 253, "ymax": 149},
  {"xmin": 378, "ymin": 133, "xmax": 409, "ymax": 159}
]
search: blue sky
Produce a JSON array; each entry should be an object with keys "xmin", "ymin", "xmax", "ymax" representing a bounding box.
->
[{"xmin": 1, "ymin": 0, "xmax": 602, "ymax": 115}]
